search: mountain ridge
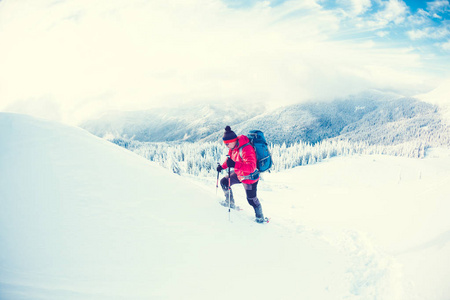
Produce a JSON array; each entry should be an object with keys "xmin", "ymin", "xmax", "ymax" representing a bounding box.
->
[{"xmin": 80, "ymin": 91, "xmax": 448, "ymax": 147}]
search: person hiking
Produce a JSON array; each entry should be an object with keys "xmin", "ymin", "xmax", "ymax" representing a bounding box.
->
[{"xmin": 217, "ymin": 126, "xmax": 265, "ymax": 223}]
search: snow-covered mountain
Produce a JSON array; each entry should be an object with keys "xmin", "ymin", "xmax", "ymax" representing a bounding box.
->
[
  {"xmin": 199, "ymin": 94, "xmax": 447, "ymax": 146},
  {"xmin": 81, "ymin": 91, "xmax": 448, "ymax": 147},
  {"xmin": 417, "ymin": 79, "xmax": 450, "ymax": 125},
  {"xmin": 81, "ymin": 101, "xmax": 265, "ymax": 142},
  {"xmin": 2, "ymin": 113, "xmax": 450, "ymax": 299}
]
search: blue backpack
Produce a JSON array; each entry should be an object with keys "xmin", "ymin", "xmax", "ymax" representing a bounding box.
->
[{"xmin": 239, "ymin": 130, "xmax": 272, "ymax": 173}]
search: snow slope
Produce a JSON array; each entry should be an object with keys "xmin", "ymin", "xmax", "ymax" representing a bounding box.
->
[
  {"xmin": 0, "ymin": 113, "xmax": 347, "ymax": 300},
  {"xmin": 1, "ymin": 113, "xmax": 450, "ymax": 299}
]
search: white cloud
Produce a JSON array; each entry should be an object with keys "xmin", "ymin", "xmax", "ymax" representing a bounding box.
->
[
  {"xmin": 426, "ymin": 0, "xmax": 450, "ymax": 13},
  {"xmin": 376, "ymin": 30, "xmax": 389, "ymax": 37},
  {"xmin": 424, "ymin": 0, "xmax": 450, "ymax": 20},
  {"xmin": 0, "ymin": 0, "xmax": 443, "ymax": 124},
  {"xmin": 408, "ymin": 29, "xmax": 429, "ymax": 40},
  {"xmin": 408, "ymin": 8, "xmax": 431, "ymax": 25},
  {"xmin": 405, "ymin": 2, "xmax": 450, "ymax": 43},
  {"xmin": 336, "ymin": 0, "xmax": 372, "ymax": 17},
  {"xmin": 368, "ymin": 0, "xmax": 408, "ymax": 27},
  {"xmin": 407, "ymin": 25, "xmax": 450, "ymax": 40},
  {"xmin": 441, "ymin": 40, "xmax": 450, "ymax": 50}
]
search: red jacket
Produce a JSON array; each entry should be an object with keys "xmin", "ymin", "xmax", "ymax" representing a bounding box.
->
[{"xmin": 221, "ymin": 135, "xmax": 259, "ymax": 184}]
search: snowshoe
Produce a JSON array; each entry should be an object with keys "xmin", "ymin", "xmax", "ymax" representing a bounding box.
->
[
  {"xmin": 255, "ymin": 217, "xmax": 270, "ymax": 224},
  {"xmin": 219, "ymin": 201, "xmax": 241, "ymax": 210}
]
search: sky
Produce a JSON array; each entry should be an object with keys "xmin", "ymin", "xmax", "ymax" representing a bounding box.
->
[{"xmin": 0, "ymin": 0, "xmax": 449, "ymax": 125}]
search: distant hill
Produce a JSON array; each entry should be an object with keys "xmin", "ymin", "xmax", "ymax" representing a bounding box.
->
[
  {"xmin": 81, "ymin": 102, "xmax": 265, "ymax": 143},
  {"xmin": 81, "ymin": 91, "xmax": 448, "ymax": 146}
]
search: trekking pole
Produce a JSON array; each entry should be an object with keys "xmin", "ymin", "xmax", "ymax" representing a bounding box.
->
[
  {"xmin": 227, "ymin": 156, "xmax": 231, "ymax": 221},
  {"xmin": 216, "ymin": 164, "xmax": 220, "ymax": 195}
]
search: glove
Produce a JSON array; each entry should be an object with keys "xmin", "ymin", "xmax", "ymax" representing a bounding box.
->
[
  {"xmin": 217, "ymin": 164, "xmax": 224, "ymax": 172},
  {"xmin": 226, "ymin": 157, "xmax": 236, "ymax": 168}
]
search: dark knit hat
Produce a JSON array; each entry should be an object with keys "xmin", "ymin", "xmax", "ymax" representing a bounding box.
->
[{"xmin": 222, "ymin": 126, "xmax": 238, "ymax": 143}]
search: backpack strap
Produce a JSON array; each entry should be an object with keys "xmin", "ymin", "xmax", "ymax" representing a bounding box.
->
[{"xmin": 239, "ymin": 143, "xmax": 252, "ymax": 160}]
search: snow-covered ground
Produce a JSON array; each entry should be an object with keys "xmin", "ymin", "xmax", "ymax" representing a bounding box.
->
[{"xmin": 1, "ymin": 113, "xmax": 449, "ymax": 300}]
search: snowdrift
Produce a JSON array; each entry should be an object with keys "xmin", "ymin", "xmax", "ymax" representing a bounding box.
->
[
  {"xmin": 1, "ymin": 112, "xmax": 450, "ymax": 300},
  {"xmin": 0, "ymin": 113, "xmax": 346, "ymax": 300}
]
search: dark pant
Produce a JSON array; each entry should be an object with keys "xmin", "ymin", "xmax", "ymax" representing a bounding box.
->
[{"xmin": 220, "ymin": 171, "xmax": 261, "ymax": 208}]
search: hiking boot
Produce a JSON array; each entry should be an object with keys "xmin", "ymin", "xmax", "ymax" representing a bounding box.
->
[
  {"xmin": 221, "ymin": 189, "xmax": 235, "ymax": 208},
  {"xmin": 220, "ymin": 200, "xmax": 236, "ymax": 209},
  {"xmin": 254, "ymin": 205, "xmax": 265, "ymax": 223}
]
